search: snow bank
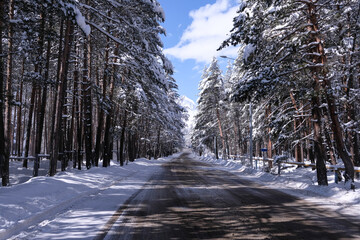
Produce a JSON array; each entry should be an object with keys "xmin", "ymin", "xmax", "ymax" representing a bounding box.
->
[{"xmin": 0, "ymin": 154, "xmax": 180, "ymax": 240}]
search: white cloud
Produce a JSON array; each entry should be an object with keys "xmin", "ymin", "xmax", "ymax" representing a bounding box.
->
[{"xmin": 164, "ymin": 0, "xmax": 239, "ymax": 63}]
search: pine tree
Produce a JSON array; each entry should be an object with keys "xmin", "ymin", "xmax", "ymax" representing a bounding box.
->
[
  {"xmin": 221, "ymin": 0, "xmax": 359, "ymax": 187},
  {"xmin": 0, "ymin": 0, "xmax": 184, "ymax": 184},
  {"xmin": 193, "ymin": 58, "xmax": 226, "ymax": 159}
]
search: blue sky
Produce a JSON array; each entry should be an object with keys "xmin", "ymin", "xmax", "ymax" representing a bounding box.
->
[{"xmin": 158, "ymin": 0, "xmax": 240, "ymax": 102}]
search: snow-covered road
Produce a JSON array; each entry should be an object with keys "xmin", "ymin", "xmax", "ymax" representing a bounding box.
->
[
  {"xmin": 102, "ymin": 152, "xmax": 360, "ymax": 239},
  {"xmin": 1, "ymin": 150, "xmax": 359, "ymax": 239}
]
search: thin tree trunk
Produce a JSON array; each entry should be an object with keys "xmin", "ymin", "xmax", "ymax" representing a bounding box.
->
[
  {"xmin": 11, "ymin": 106, "xmax": 16, "ymax": 155},
  {"xmin": 16, "ymin": 59, "xmax": 25, "ymax": 157},
  {"xmin": 25, "ymin": 7, "xmax": 46, "ymax": 167},
  {"xmin": 24, "ymin": 88, "xmax": 36, "ymax": 167},
  {"xmin": 49, "ymin": 17, "xmax": 64, "ymax": 172},
  {"xmin": 294, "ymin": 118, "xmax": 302, "ymax": 163},
  {"xmin": 86, "ymin": 1, "xmax": 93, "ymax": 166},
  {"xmin": 94, "ymin": 69, "xmax": 107, "ymax": 166},
  {"xmin": 305, "ymin": 6, "xmax": 328, "ymax": 182},
  {"xmin": 60, "ymin": 103, "xmax": 67, "ymax": 171},
  {"xmin": 103, "ymin": 114, "xmax": 112, "ymax": 166},
  {"xmin": 127, "ymin": 132, "xmax": 134, "ymax": 162},
  {"xmin": 76, "ymin": 71, "xmax": 83, "ymax": 170},
  {"xmin": 155, "ymin": 127, "xmax": 161, "ymax": 159},
  {"xmin": 289, "ymin": 92, "xmax": 304, "ymax": 163},
  {"xmin": 265, "ymin": 104, "xmax": 273, "ymax": 168},
  {"xmin": 119, "ymin": 111, "xmax": 127, "ymax": 166},
  {"xmin": 256, "ymin": 140, "xmax": 261, "ymax": 158},
  {"xmin": 236, "ymin": 115, "xmax": 242, "ymax": 156},
  {"xmin": 0, "ymin": 0, "xmax": 9, "ymax": 186},
  {"xmin": 103, "ymin": 66, "xmax": 116, "ymax": 167},
  {"xmin": 82, "ymin": 38, "xmax": 92, "ymax": 169},
  {"xmin": 129, "ymin": 132, "xmax": 137, "ymax": 162},
  {"xmin": 69, "ymin": 71, "xmax": 77, "ymax": 168},
  {"xmin": 133, "ymin": 133, "xmax": 138, "ymax": 159},
  {"xmin": 95, "ymin": 24, "xmax": 110, "ymax": 166},
  {"xmin": 5, "ymin": 0, "xmax": 15, "ymax": 159},
  {"xmin": 34, "ymin": 11, "xmax": 51, "ymax": 177},
  {"xmin": 214, "ymin": 136, "xmax": 219, "ymax": 159},
  {"xmin": 51, "ymin": 19, "xmax": 74, "ymax": 176},
  {"xmin": 304, "ymin": 104, "xmax": 315, "ymax": 165},
  {"xmin": 216, "ymin": 108, "xmax": 226, "ymax": 159},
  {"xmin": 311, "ymin": 96, "xmax": 328, "ymax": 186}
]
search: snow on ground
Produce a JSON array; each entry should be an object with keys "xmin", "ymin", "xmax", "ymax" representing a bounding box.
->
[
  {"xmin": 1, "ymin": 150, "xmax": 359, "ymax": 239},
  {"xmin": 194, "ymin": 151, "xmax": 360, "ymax": 220},
  {"xmin": 0, "ymin": 154, "xmax": 180, "ymax": 240}
]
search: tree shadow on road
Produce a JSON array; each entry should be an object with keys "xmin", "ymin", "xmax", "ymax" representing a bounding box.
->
[{"xmin": 103, "ymin": 154, "xmax": 360, "ymax": 240}]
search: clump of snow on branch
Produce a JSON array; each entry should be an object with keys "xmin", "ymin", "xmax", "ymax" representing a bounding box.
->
[
  {"xmin": 73, "ymin": 6, "xmax": 91, "ymax": 36},
  {"xmin": 243, "ymin": 43, "xmax": 256, "ymax": 63},
  {"xmin": 64, "ymin": 3, "xmax": 91, "ymax": 36}
]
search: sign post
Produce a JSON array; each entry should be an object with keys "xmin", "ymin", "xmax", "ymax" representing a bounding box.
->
[
  {"xmin": 261, "ymin": 148, "xmax": 267, "ymax": 170},
  {"xmin": 249, "ymin": 103, "xmax": 253, "ymax": 168}
]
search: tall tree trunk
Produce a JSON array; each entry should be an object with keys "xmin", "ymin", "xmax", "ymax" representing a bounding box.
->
[
  {"xmin": 345, "ymin": 4, "xmax": 360, "ymax": 174},
  {"xmin": 307, "ymin": 2, "xmax": 354, "ymax": 187},
  {"xmin": 289, "ymin": 91, "xmax": 304, "ymax": 163},
  {"xmin": 304, "ymin": 2, "xmax": 338, "ymax": 185},
  {"xmin": 103, "ymin": 67, "xmax": 116, "ymax": 167},
  {"xmin": 82, "ymin": 38, "xmax": 92, "ymax": 169},
  {"xmin": 311, "ymin": 95, "xmax": 328, "ymax": 186},
  {"xmin": 155, "ymin": 127, "xmax": 161, "ymax": 159},
  {"xmin": 127, "ymin": 131, "xmax": 137, "ymax": 162},
  {"xmin": 304, "ymin": 104, "xmax": 315, "ymax": 165},
  {"xmin": 233, "ymin": 110, "xmax": 241, "ymax": 156},
  {"xmin": 11, "ymin": 106, "xmax": 16, "ymax": 154},
  {"xmin": 103, "ymin": 114, "xmax": 112, "ymax": 166},
  {"xmin": 24, "ymin": 88, "xmax": 36, "ymax": 167},
  {"xmin": 16, "ymin": 59, "xmax": 25, "ymax": 157},
  {"xmin": 75, "ymin": 71, "xmax": 83, "ymax": 170},
  {"xmin": 51, "ymin": 19, "xmax": 74, "ymax": 176},
  {"xmin": 216, "ymin": 108, "xmax": 226, "ymax": 159},
  {"xmin": 24, "ymin": 7, "xmax": 46, "ymax": 167},
  {"xmin": 48, "ymin": 19, "xmax": 64, "ymax": 174},
  {"xmin": 214, "ymin": 136, "xmax": 219, "ymax": 160},
  {"xmin": 0, "ymin": 0, "xmax": 9, "ymax": 186},
  {"xmin": 86, "ymin": 0, "xmax": 93, "ymax": 167},
  {"xmin": 94, "ymin": 64, "xmax": 108, "ymax": 166},
  {"xmin": 305, "ymin": 5, "xmax": 329, "ymax": 183},
  {"xmin": 265, "ymin": 104, "xmax": 272, "ymax": 168},
  {"xmin": 60, "ymin": 102, "xmax": 67, "ymax": 171},
  {"xmin": 119, "ymin": 111, "xmax": 127, "ymax": 166},
  {"xmin": 5, "ymin": 0, "xmax": 15, "ymax": 159},
  {"xmin": 34, "ymin": 10, "xmax": 50, "ymax": 177},
  {"xmin": 236, "ymin": 114, "xmax": 242, "ymax": 156},
  {"xmin": 69, "ymin": 71, "xmax": 77, "ymax": 168}
]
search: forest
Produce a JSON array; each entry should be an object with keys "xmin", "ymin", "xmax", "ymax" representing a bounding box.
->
[
  {"xmin": 192, "ymin": 0, "xmax": 359, "ymax": 188},
  {"xmin": 0, "ymin": 0, "xmax": 185, "ymax": 186}
]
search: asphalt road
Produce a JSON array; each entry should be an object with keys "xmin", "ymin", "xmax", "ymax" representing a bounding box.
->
[{"xmin": 97, "ymin": 152, "xmax": 360, "ymax": 240}]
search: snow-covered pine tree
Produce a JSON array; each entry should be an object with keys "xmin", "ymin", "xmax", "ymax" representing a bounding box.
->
[
  {"xmin": 193, "ymin": 57, "xmax": 227, "ymax": 159},
  {"xmin": 221, "ymin": 0, "xmax": 359, "ymax": 187},
  {"xmin": 327, "ymin": 1, "xmax": 360, "ymax": 173},
  {"xmin": 75, "ymin": 0, "xmax": 183, "ymax": 164},
  {"xmin": 0, "ymin": 0, "xmax": 183, "ymax": 183}
]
